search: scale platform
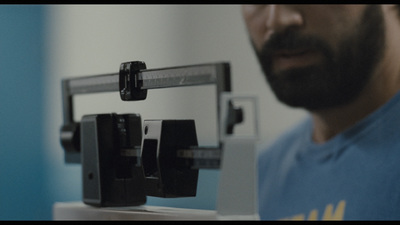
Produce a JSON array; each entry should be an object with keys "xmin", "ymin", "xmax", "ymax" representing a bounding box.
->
[{"xmin": 53, "ymin": 202, "xmax": 217, "ymax": 220}]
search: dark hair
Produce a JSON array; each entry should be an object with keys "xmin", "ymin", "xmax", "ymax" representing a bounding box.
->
[{"xmin": 396, "ymin": 5, "xmax": 400, "ymax": 18}]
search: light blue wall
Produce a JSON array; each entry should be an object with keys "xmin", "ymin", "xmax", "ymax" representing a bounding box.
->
[{"xmin": 0, "ymin": 5, "xmax": 52, "ymax": 220}]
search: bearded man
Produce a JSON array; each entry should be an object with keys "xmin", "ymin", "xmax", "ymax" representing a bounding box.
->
[{"xmin": 242, "ymin": 5, "xmax": 400, "ymax": 220}]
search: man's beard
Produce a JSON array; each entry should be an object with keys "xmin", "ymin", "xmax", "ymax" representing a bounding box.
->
[{"xmin": 254, "ymin": 5, "xmax": 385, "ymax": 111}]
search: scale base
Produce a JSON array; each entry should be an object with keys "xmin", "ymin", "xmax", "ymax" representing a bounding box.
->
[{"xmin": 53, "ymin": 202, "xmax": 217, "ymax": 220}]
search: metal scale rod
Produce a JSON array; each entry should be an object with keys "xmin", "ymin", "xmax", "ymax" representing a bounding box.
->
[{"xmin": 66, "ymin": 63, "xmax": 222, "ymax": 95}]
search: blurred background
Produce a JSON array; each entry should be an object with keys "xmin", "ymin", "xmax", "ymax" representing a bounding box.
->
[{"xmin": 0, "ymin": 5, "xmax": 306, "ymax": 220}]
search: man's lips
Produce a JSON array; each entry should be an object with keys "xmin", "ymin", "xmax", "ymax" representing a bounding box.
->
[
  {"xmin": 272, "ymin": 49, "xmax": 322, "ymax": 71},
  {"xmin": 274, "ymin": 49, "xmax": 310, "ymax": 57}
]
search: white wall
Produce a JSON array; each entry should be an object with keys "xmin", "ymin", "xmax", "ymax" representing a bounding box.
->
[{"xmin": 44, "ymin": 5, "xmax": 306, "ymax": 209}]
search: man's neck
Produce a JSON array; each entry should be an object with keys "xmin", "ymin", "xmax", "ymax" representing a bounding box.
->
[
  {"xmin": 310, "ymin": 97, "xmax": 380, "ymax": 144},
  {"xmin": 310, "ymin": 72, "xmax": 399, "ymax": 144}
]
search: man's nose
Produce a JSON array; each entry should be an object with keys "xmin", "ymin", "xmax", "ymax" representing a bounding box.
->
[{"xmin": 264, "ymin": 5, "xmax": 303, "ymax": 38}]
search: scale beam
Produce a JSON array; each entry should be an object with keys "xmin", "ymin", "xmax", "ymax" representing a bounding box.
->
[
  {"xmin": 65, "ymin": 63, "xmax": 225, "ymax": 96},
  {"xmin": 60, "ymin": 61, "xmax": 231, "ymax": 164}
]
